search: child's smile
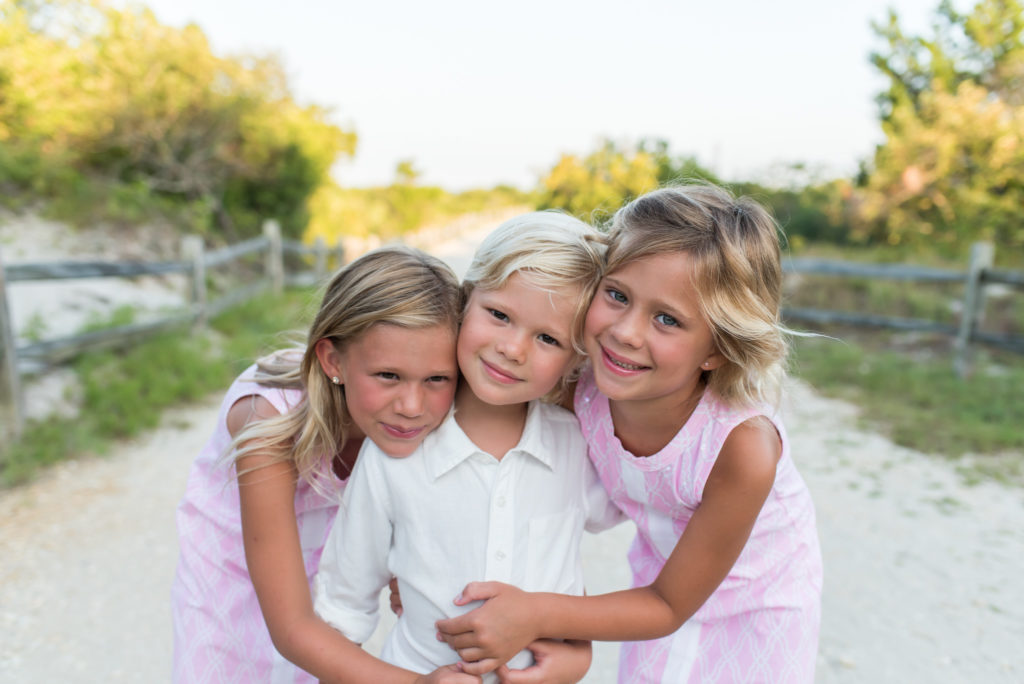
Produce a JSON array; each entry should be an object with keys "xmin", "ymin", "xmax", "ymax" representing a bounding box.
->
[
  {"xmin": 480, "ymin": 357, "xmax": 524, "ymax": 384},
  {"xmin": 457, "ymin": 272, "xmax": 578, "ymax": 407},
  {"xmin": 599, "ymin": 345, "xmax": 651, "ymax": 375},
  {"xmin": 336, "ymin": 323, "xmax": 458, "ymax": 457},
  {"xmin": 584, "ymin": 251, "xmax": 722, "ymax": 410}
]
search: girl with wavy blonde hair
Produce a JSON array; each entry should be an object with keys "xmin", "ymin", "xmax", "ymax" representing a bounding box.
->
[
  {"xmin": 439, "ymin": 184, "xmax": 823, "ymax": 684},
  {"xmin": 172, "ymin": 246, "xmax": 479, "ymax": 684}
]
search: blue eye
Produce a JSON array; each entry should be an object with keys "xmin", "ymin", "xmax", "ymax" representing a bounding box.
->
[
  {"xmin": 538, "ymin": 333, "xmax": 560, "ymax": 347},
  {"xmin": 377, "ymin": 372, "xmax": 399, "ymax": 380},
  {"xmin": 655, "ymin": 313, "xmax": 679, "ymax": 327},
  {"xmin": 607, "ymin": 288, "xmax": 627, "ymax": 304}
]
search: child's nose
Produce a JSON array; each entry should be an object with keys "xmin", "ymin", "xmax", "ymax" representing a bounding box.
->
[
  {"xmin": 611, "ymin": 309, "xmax": 645, "ymax": 348},
  {"xmin": 496, "ymin": 332, "xmax": 527, "ymax": 363},
  {"xmin": 394, "ymin": 385, "xmax": 425, "ymax": 417}
]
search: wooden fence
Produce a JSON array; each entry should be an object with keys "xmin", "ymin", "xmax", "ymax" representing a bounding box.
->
[
  {"xmin": 781, "ymin": 242, "xmax": 1024, "ymax": 375},
  {"xmin": 0, "ymin": 220, "xmax": 344, "ymax": 439},
  {"xmin": 0, "ymin": 232, "xmax": 1021, "ymax": 441}
]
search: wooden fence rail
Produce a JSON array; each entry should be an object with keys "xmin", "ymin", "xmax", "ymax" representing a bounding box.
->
[
  {"xmin": 1, "ymin": 233, "xmax": 1021, "ymax": 440},
  {"xmin": 6, "ymin": 259, "xmax": 192, "ymax": 281},
  {"xmin": 0, "ymin": 220, "xmax": 344, "ymax": 438},
  {"xmin": 781, "ymin": 242, "xmax": 1024, "ymax": 366}
]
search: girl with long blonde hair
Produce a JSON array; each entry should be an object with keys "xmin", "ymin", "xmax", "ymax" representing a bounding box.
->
[{"xmin": 172, "ymin": 246, "xmax": 477, "ymax": 683}]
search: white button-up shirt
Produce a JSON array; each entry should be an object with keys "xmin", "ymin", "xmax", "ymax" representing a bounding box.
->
[{"xmin": 314, "ymin": 400, "xmax": 623, "ymax": 680}]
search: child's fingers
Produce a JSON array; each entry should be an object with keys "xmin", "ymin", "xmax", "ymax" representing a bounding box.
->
[
  {"xmin": 447, "ymin": 664, "xmax": 484, "ymax": 684},
  {"xmin": 429, "ymin": 664, "xmax": 482, "ymax": 683},
  {"xmin": 435, "ymin": 619, "xmax": 473, "ymax": 642},
  {"xmin": 450, "ymin": 581, "xmax": 503, "ymax": 606},
  {"xmin": 496, "ymin": 668, "xmax": 536, "ymax": 684},
  {"xmin": 437, "ymin": 582, "xmax": 505, "ymax": 636},
  {"xmin": 435, "ymin": 629, "xmax": 466, "ymax": 649},
  {"xmin": 497, "ymin": 664, "xmax": 545, "ymax": 684},
  {"xmin": 436, "ymin": 630, "xmax": 479, "ymax": 651},
  {"xmin": 454, "ymin": 646, "xmax": 488, "ymax": 662},
  {"xmin": 388, "ymin": 576, "xmax": 403, "ymax": 617},
  {"xmin": 436, "ymin": 630, "xmax": 490, "ymax": 663},
  {"xmin": 457, "ymin": 658, "xmax": 501, "ymax": 677}
]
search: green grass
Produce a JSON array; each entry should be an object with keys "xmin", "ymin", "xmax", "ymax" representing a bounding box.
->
[
  {"xmin": 787, "ymin": 274, "xmax": 960, "ymax": 323},
  {"xmin": 0, "ymin": 287, "xmax": 318, "ymax": 487},
  {"xmin": 790, "ymin": 334, "xmax": 1024, "ymax": 484},
  {"xmin": 785, "ymin": 242, "xmax": 1022, "ymax": 331},
  {"xmin": 783, "ymin": 242, "xmax": 1024, "ymax": 486}
]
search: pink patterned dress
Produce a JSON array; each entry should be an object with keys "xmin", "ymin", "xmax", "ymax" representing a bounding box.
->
[
  {"xmin": 171, "ymin": 366, "xmax": 346, "ymax": 683},
  {"xmin": 575, "ymin": 369, "xmax": 822, "ymax": 683}
]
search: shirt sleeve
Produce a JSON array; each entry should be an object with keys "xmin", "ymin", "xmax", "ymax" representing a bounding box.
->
[
  {"xmin": 582, "ymin": 455, "xmax": 625, "ymax": 533},
  {"xmin": 313, "ymin": 441, "xmax": 394, "ymax": 644}
]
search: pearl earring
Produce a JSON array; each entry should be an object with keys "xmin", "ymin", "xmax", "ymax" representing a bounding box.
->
[{"xmin": 331, "ymin": 376, "xmax": 340, "ymax": 385}]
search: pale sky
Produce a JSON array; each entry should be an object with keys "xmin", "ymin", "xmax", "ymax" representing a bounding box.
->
[{"xmin": 141, "ymin": 0, "xmax": 942, "ymax": 190}]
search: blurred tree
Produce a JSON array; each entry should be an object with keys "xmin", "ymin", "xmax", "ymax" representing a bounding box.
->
[
  {"xmin": 734, "ymin": 174, "xmax": 853, "ymax": 249},
  {"xmin": 537, "ymin": 139, "xmax": 715, "ymax": 221},
  {"xmin": 394, "ymin": 159, "xmax": 421, "ymax": 185},
  {"xmin": 0, "ymin": 0, "xmax": 355, "ymax": 238},
  {"xmin": 639, "ymin": 138, "xmax": 720, "ymax": 186},
  {"xmin": 0, "ymin": 0, "xmax": 93, "ymax": 193},
  {"xmin": 858, "ymin": 0, "xmax": 1024, "ymax": 252},
  {"xmin": 305, "ymin": 181, "xmax": 531, "ymax": 245}
]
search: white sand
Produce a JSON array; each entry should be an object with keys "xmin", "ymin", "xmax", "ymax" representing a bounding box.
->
[
  {"xmin": 1, "ymin": 212, "xmax": 1022, "ymax": 682},
  {"xmin": 0, "ymin": 212, "xmax": 188, "ymax": 345}
]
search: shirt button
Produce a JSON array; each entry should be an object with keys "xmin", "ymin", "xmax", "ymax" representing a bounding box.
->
[
  {"xmin": 496, "ymin": 496, "xmax": 506, "ymax": 507},
  {"xmin": 495, "ymin": 550, "xmax": 506, "ymax": 560}
]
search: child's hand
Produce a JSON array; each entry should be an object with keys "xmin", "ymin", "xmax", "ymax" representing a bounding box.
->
[
  {"xmin": 414, "ymin": 664, "xmax": 482, "ymax": 684},
  {"xmin": 389, "ymin": 577, "xmax": 403, "ymax": 617},
  {"xmin": 435, "ymin": 582, "xmax": 538, "ymax": 676},
  {"xmin": 495, "ymin": 639, "xmax": 592, "ymax": 684}
]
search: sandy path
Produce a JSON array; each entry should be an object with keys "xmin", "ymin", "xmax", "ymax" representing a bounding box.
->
[
  {"xmin": 2, "ymin": 223, "xmax": 1023, "ymax": 682},
  {"xmin": 3, "ymin": 381, "xmax": 1022, "ymax": 682}
]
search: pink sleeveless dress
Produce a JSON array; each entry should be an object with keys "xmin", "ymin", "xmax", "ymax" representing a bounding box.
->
[
  {"xmin": 575, "ymin": 369, "xmax": 822, "ymax": 683},
  {"xmin": 171, "ymin": 365, "xmax": 346, "ymax": 683}
]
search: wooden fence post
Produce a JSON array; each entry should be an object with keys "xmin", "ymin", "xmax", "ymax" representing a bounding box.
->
[
  {"xmin": 263, "ymin": 220, "xmax": 284, "ymax": 294},
  {"xmin": 954, "ymin": 241, "xmax": 995, "ymax": 378},
  {"xmin": 182, "ymin": 236, "xmax": 207, "ymax": 330},
  {"xmin": 314, "ymin": 236, "xmax": 327, "ymax": 283},
  {"xmin": 0, "ymin": 247, "xmax": 23, "ymax": 439}
]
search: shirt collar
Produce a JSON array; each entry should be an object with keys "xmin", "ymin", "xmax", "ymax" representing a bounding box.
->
[{"xmin": 425, "ymin": 401, "xmax": 555, "ymax": 480}]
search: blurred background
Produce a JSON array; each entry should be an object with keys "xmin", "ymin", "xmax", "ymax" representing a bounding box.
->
[
  {"xmin": 1, "ymin": 0, "xmax": 1020, "ymax": 485},
  {"xmin": 1, "ymin": 1, "xmax": 1023, "ymax": 682}
]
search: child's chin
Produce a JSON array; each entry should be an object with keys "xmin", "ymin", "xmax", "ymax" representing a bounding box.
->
[
  {"xmin": 376, "ymin": 435, "xmax": 426, "ymax": 458},
  {"xmin": 592, "ymin": 377, "xmax": 635, "ymax": 401}
]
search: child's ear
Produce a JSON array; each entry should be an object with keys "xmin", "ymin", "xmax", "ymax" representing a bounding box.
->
[
  {"xmin": 701, "ymin": 349, "xmax": 726, "ymax": 372},
  {"xmin": 314, "ymin": 338, "xmax": 344, "ymax": 384}
]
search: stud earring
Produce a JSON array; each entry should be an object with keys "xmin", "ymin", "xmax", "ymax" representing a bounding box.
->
[
  {"xmin": 331, "ymin": 376, "xmax": 340, "ymax": 385},
  {"xmin": 701, "ymin": 362, "xmax": 710, "ymax": 369}
]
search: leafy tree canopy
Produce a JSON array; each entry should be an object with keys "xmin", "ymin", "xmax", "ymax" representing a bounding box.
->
[
  {"xmin": 537, "ymin": 138, "xmax": 717, "ymax": 222},
  {"xmin": 0, "ymin": 0, "xmax": 355, "ymax": 239},
  {"xmin": 859, "ymin": 0, "xmax": 1024, "ymax": 253}
]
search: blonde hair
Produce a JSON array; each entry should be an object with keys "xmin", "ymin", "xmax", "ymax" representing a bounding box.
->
[
  {"xmin": 606, "ymin": 183, "xmax": 788, "ymax": 408},
  {"xmin": 232, "ymin": 246, "xmax": 461, "ymax": 491},
  {"xmin": 462, "ymin": 211, "xmax": 605, "ymax": 404}
]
